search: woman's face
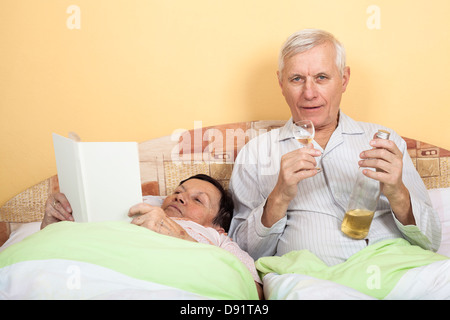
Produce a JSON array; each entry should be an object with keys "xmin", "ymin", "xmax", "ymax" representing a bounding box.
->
[{"xmin": 161, "ymin": 178, "xmax": 221, "ymax": 229}]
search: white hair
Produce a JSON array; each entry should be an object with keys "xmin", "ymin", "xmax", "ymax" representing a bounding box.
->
[{"xmin": 278, "ymin": 29, "xmax": 346, "ymax": 78}]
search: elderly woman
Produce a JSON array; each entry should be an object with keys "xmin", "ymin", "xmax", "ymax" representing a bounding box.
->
[{"xmin": 42, "ymin": 174, "xmax": 263, "ymax": 298}]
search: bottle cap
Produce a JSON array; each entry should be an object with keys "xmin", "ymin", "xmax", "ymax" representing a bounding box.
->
[{"xmin": 376, "ymin": 129, "xmax": 390, "ymax": 140}]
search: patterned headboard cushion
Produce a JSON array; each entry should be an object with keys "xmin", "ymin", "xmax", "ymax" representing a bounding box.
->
[{"xmin": 1, "ymin": 120, "xmax": 449, "ymax": 223}]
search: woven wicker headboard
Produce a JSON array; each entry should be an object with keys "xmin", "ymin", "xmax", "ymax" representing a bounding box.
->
[{"xmin": 1, "ymin": 120, "xmax": 449, "ymax": 228}]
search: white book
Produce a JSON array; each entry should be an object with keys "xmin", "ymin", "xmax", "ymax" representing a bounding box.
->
[{"xmin": 52, "ymin": 133, "xmax": 143, "ymax": 222}]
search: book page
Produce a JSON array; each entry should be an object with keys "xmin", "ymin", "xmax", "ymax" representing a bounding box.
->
[
  {"xmin": 78, "ymin": 141, "xmax": 142, "ymax": 222},
  {"xmin": 52, "ymin": 133, "xmax": 88, "ymax": 222},
  {"xmin": 52, "ymin": 134, "xmax": 143, "ymax": 222}
]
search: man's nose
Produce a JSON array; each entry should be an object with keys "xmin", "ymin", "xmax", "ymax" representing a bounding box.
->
[{"xmin": 303, "ymin": 79, "xmax": 318, "ymax": 100}]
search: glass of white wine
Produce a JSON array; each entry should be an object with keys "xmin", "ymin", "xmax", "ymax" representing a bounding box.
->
[{"xmin": 293, "ymin": 120, "xmax": 321, "ymax": 172}]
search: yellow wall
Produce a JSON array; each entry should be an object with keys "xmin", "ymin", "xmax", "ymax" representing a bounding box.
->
[{"xmin": 1, "ymin": 0, "xmax": 450, "ymax": 206}]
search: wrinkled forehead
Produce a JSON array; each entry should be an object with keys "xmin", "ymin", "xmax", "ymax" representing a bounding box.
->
[
  {"xmin": 283, "ymin": 42, "xmax": 339, "ymax": 75},
  {"xmin": 179, "ymin": 179, "xmax": 221, "ymax": 206}
]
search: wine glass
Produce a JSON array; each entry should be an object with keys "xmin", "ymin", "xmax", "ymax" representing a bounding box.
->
[
  {"xmin": 293, "ymin": 120, "xmax": 315, "ymax": 146},
  {"xmin": 293, "ymin": 120, "xmax": 321, "ymax": 172}
]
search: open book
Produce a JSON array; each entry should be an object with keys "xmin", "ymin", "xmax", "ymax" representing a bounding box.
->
[{"xmin": 52, "ymin": 133, "xmax": 143, "ymax": 222}]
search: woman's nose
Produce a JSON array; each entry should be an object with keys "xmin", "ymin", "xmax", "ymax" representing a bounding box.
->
[{"xmin": 175, "ymin": 193, "xmax": 186, "ymax": 204}]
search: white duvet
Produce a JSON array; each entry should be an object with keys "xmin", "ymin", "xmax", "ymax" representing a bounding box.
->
[
  {"xmin": 262, "ymin": 259, "xmax": 450, "ymax": 300},
  {"xmin": 0, "ymin": 221, "xmax": 259, "ymax": 300}
]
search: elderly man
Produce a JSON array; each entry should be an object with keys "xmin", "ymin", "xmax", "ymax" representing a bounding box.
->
[{"xmin": 228, "ymin": 29, "xmax": 441, "ymax": 267}]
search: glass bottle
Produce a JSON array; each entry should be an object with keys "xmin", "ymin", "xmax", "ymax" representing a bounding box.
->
[{"xmin": 341, "ymin": 129, "xmax": 390, "ymax": 239}]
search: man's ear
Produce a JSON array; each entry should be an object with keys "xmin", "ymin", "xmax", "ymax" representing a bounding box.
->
[
  {"xmin": 341, "ymin": 66, "xmax": 350, "ymax": 93},
  {"xmin": 277, "ymin": 70, "xmax": 283, "ymax": 87},
  {"xmin": 277, "ymin": 70, "xmax": 286, "ymax": 98}
]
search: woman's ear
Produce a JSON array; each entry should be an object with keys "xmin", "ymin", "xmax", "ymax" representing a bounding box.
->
[{"xmin": 213, "ymin": 225, "xmax": 226, "ymax": 234}]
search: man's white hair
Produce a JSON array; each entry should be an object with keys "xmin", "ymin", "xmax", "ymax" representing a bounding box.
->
[{"xmin": 278, "ymin": 29, "xmax": 346, "ymax": 78}]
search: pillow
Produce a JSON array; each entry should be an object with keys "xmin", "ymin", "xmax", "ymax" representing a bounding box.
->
[
  {"xmin": 428, "ymin": 188, "xmax": 450, "ymax": 257},
  {"xmin": 0, "ymin": 221, "xmax": 41, "ymax": 252},
  {"xmin": 142, "ymin": 195, "xmax": 166, "ymax": 207}
]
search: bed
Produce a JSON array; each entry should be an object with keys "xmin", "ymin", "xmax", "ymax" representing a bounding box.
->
[{"xmin": 1, "ymin": 120, "xmax": 449, "ymax": 300}]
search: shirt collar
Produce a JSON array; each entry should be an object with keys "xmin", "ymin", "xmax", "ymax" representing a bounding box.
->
[
  {"xmin": 278, "ymin": 117, "xmax": 296, "ymax": 141},
  {"xmin": 278, "ymin": 111, "xmax": 365, "ymax": 142},
  {"xmin": 338, "ymin": 111, "xmax": 365, "ymax": 135}
]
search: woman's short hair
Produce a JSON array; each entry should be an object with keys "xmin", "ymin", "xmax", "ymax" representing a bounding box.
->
[
  {"xmin": 278, "ymin": 28, "xmax": 346, "ymax": 78},
  {"xmin": 179, "ymin": 174, "xmax": 234, "ymax": 232}
]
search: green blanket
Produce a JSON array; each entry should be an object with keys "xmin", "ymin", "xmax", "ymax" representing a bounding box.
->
[
  {"xmin": 0, "ymin": 221, "xmax": 258, "ymax": 299},
  {"xmin": 256, "ymin": 238, "xmax": 448, "ymax": 299}
]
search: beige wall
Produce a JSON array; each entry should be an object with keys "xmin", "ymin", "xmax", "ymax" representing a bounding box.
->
[{"xmin": 1, "ymin": 0, "xmax": 450, "ymax": 206}]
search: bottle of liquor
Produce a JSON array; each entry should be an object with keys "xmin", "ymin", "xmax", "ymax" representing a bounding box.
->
[{"xmin": 341, "ymin": 129, "xmax": 390, "ymax": 239}]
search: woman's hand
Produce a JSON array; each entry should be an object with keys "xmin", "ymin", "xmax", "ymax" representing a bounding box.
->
[
  {"xmin": 41, "ymin": 192, "xmax": 74, "ymax": 229},
  {"xmin": 128, "ymin": 203, "xmax": 197, "ymax": 242}
]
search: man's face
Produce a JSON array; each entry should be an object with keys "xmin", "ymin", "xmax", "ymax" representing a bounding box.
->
[{"xmin": 278, "ymin": 42, "xmax": 350, "ymax": 131}]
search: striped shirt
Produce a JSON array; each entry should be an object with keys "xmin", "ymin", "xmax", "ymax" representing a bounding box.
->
[{"xmin": 228, "ymin": 112, "xmax": 442, "ymax": 266}]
